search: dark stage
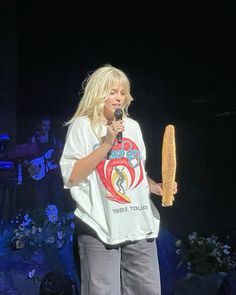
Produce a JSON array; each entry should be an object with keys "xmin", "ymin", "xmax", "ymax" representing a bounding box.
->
[{"xmin": 0, "ymin": 1, "xmax": 236, "ymax": 294}]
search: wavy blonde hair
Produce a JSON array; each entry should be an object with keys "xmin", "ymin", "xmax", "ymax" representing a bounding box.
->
[{"xmin": 66, "ymin": 64, "xmax": 134, "ymax": 140}]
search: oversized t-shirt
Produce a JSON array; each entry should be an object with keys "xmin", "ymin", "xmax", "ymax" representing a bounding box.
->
[{"xmin": 60, "ymin": 116, "xmax": 160, "ymax": 244}]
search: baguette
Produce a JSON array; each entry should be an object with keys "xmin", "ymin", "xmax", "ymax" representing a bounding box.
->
[{"xmin": 161, "ymin": 124, "xmax": 176, "ymax": 207}]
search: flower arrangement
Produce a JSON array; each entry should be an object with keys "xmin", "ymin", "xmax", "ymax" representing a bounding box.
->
[
  {"xmin": 10, "ymin": 205, "xmax": 75, "ymax": 250},
  {"xmin": 175, "ymin": 232, "xmax": 236, "ymax": 275}
]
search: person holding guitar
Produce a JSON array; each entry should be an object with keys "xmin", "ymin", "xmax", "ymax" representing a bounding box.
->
[{"xmin": 27, "ymin": 115, "xmax": 64, "ymax": 211}]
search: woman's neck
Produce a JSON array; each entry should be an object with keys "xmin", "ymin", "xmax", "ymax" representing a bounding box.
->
[{"xmin": 100, "ymin": 117, "xmax": 113, "ymax": 126}]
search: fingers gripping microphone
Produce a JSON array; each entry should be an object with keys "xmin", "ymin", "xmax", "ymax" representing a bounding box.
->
[{"xmin": 114, "ymin": 108, "xmax": 123, "ymax": 143}]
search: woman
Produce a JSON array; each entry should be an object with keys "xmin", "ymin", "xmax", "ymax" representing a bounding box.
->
[{"xmin": 60, "ymin": 64, "xmax": 177, "ymax": 295}]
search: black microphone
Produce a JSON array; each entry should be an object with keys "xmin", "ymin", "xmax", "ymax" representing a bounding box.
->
[{"xmin": 114, "ymin": 108, "xmax": 123, "ymax": 143}]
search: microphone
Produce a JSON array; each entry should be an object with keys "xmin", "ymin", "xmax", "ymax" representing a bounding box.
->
[{"xmin": 114, "ymin": 108, "xmax": 123, "ymax": 143}]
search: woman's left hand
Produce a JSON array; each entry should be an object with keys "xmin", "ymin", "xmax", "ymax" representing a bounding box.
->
[{"xmin": 151, "ymin": 181, "xmax": 178, "ymax": 196}]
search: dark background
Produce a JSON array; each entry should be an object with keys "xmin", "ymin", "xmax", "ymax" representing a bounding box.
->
[{"xmin": 1, "ymin": 1, "xmax": 236, "ymax": 244}]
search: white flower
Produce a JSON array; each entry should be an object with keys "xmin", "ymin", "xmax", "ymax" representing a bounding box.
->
[
  {"xmin": 176, "ymin": 249, "xmax": 181, "ymax": 255},
  {"xmin": 188, "ymin": 232, "xmax": 197, "ymax": 242},
  {"xmin": 45, "ymin": 205, "xmax": 59, "ymax": 223},
  {"xmin": 31, "ymin": 226, "xmax": 37, "ymax": 235},
  {"xmin": 27, "ymin": 269, "xmax": 35, "ymax": 279},
  {"xmin": 66, "ymin": 212, "xmax": 75, "ymax": 220},
  {"xmin": 45, "ymin": 236, "xmax": 55, "ymax": 244},
  {"xmin": 223, "ymin": 249, "xmax": 230, "ymax": 255},
  {"xmin": 57, "ymin": 230, "xmax": 65, "ymax": 240}
]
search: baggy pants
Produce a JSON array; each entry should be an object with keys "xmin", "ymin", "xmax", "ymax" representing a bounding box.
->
[{"xmin": 77, "ymin": 234, "xmax": 161, "ymax": 295}]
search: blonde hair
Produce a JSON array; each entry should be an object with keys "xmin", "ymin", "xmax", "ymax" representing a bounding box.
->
[{"xmin": 66, "ymin": 64, "xmax": 133, "ymax": 133}]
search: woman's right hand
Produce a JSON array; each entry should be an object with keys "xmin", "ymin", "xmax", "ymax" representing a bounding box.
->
[{"xmin": 104, "ymin": 120, "xmax": 125, "ymax": 146}]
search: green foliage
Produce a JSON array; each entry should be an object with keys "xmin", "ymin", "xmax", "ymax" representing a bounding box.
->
[
  {"xmin": 175, "ymin": 232, "xmax": 236, "ymax": 275},
  {"xmin": 10, "ymin": 205, "xmax": 75, "ymax": 250}
]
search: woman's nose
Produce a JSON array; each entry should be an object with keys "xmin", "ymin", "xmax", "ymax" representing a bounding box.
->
[{"xmin": 115, "ymin": 94, "xmax": 121, "ymax": 101}]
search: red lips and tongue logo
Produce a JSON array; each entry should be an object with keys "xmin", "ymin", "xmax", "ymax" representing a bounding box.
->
[{"xmin": 96, "ymin": 138, "xmax": 144, "ymax": 203}]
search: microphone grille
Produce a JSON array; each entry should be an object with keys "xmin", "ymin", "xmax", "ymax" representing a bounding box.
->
[{"xmin": 114, "ymin": 108, "xmax": 123, "ymax": 120}]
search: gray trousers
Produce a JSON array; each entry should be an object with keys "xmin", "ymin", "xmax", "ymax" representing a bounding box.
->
[{"xmin": 77, "ymin": 234, "xmax": 161, "ymax": 295}]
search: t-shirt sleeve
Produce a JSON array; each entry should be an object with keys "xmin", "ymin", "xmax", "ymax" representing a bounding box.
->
[
  {"xmin": 60, "ymin": 118, "xmax": 90, "ymax": 189},
  {"xmin": 136, "ymin": 121, "xmax": 146, "ymax": 162}
]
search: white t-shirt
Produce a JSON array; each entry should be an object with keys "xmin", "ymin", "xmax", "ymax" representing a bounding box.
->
[{"xmin": 60, "ymin": 116, "xmax": 160, "ymax": 244}]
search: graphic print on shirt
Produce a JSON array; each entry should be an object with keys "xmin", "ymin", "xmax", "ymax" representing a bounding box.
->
[{"xmin": 94, "ymin": 138, "xmax": 144, "ymax": 204}]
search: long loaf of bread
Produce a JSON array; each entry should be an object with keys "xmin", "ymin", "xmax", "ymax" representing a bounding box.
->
[{"xmin": 161, "ymin": 124, "xmax": 176, "ymax": 207}]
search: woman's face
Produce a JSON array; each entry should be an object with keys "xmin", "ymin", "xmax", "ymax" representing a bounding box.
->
[{"xmin": 103, "ymin": 82, "xmax": 126, "ymax": 121}]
